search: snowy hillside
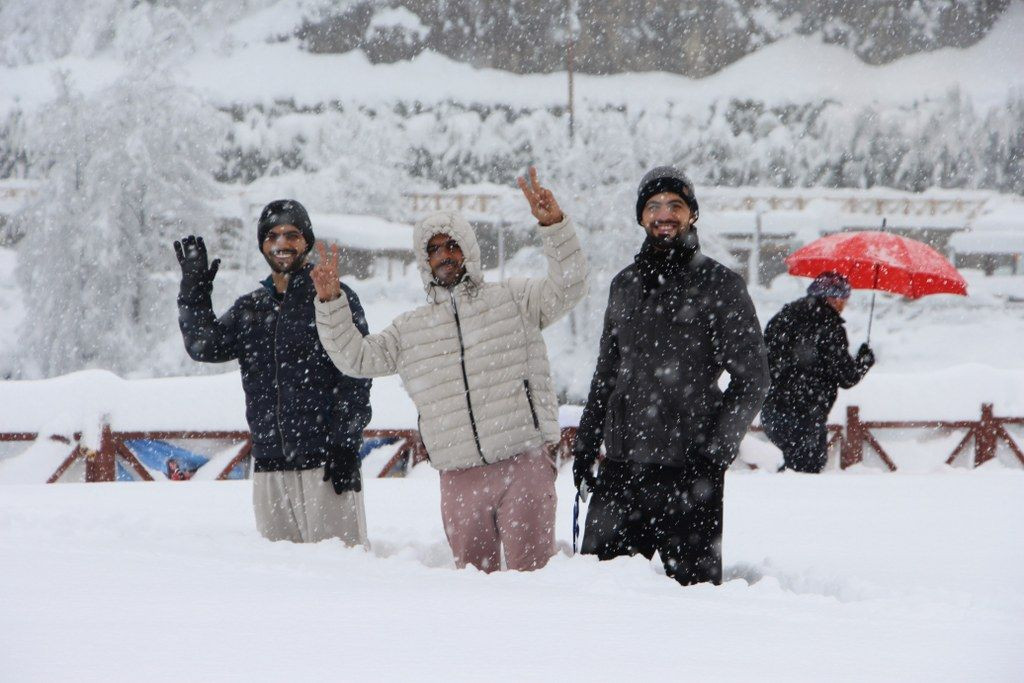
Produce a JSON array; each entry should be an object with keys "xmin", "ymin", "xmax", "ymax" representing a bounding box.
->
[{"xmin": 4, "ymin": 2, "xmax": 1024, "ymax": 113}]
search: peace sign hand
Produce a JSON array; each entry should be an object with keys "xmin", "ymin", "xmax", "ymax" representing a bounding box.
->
[
  {"xmin": 517, "ymin": 166, "xmax": 564, "ymax": 227},
  {"xmin": 312, "ymin": 241, "xmax": 343, "ymax": 302}
]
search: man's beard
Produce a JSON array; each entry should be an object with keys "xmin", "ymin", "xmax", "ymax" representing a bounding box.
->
[
  {"xmin": 432, "ymin": 260, "xmax": 466, "ymax": 287},
  {"xmin": 263, "ymin": 248, "xmax": 307, "ymax": 274},
  {"xmin": 646, "ymin": 221, "xmax": 686, "ymax": 249}
]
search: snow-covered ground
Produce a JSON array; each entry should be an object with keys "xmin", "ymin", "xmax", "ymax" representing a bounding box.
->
[
  {"xmin": 3, "ymin": 259, "xmax": 1023, "ymax": 675},
  {"xmin": 2, "ymin": 468, "xmax": 1021, "ymax": 681},
  {"xmin": 2, "ymin": 260, "xmax": 1021, "ymax": 678}
]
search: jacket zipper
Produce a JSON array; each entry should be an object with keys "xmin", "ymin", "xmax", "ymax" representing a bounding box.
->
[
  {"xmin": 272, "ymin": 278, "xmax": 291, "ymax": 460},
  {"xmin": 523, "ymin": 379, "xmax": 540, "ymax": 430},
  {"xmin": 450, "ymin": 290, "xmax": 486, "ymax": 464},
  {"xmin": 416, "ymin": 414, "xmax": 431, "ymax": 464}
]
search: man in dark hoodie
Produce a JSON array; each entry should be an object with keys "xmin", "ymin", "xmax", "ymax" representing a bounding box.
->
[
  {"xmin": 174, "ymin": 199, "xmax": 371, "ymax": 545},
  {"xmin": 761, "ymin": 272, "xmax": 875, "ymax": 473},
  {"xmin": 573, "ymin": 166, "xmax": 769, "ymax": 586}
]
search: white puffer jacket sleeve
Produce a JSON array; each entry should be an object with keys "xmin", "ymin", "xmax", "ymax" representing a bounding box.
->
[
  {"xmin": 315, "ymin": 294, "xmax": 402, "ymax": 378},
  {"xmin": 506, "ymin": 216, "xmax": 589, "ymax": 329}
]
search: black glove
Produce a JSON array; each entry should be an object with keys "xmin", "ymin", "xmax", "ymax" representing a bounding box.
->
[
  {"xmin": 323, "ymin": 450, "xmax": 362, "ymax": 494},
  {"xmin": 704, "ymin": 440, "xmax": 736, "ymax": 473},
  {"xmin": 173, "ymin": 235, "xmax": 220, "ymax": 297},
  {"xmin": 572, "ymin": 451, "xmax": 598, "ymax": 494},
  {"xmin": 856, "ymin": 343, "xmax": 876, "ymax": 370}
]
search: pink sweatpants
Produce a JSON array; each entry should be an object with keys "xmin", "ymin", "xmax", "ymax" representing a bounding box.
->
[{"xmin": 439, "ymin": 446, "xmax": 557, "ymax": 573}]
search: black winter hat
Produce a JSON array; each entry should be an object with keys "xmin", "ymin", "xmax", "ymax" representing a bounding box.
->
[
  {"xmin": 635, "ymin": 166, "xmax": 699, "ymax": 225},
  {"xmin": 257, "ymin": 199, "xmax": 314, "ymax": 251},
  {"xmin": 807, "ymin": 271, "xmax": 852, "ymax": 299}
]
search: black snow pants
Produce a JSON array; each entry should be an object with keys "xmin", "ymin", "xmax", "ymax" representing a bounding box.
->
[
  {"xmin": 580, "ymin": 458, "xmax": 724, "ymax": 586},
  {"xmin": 760, "ymin": 400, "xmax": 829, "ymax": 473}
]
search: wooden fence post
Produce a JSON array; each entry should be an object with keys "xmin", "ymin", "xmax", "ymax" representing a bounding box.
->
[
  {"xmin": 974, "ymin": 403, "xmax": 997, "ymax": 467},
  {"xmin": 86, "ymin": 420, "xmax": 117, "ymax": 483},
  {"xmin": 557, "ymin": 427, "xmax": 577, "ymax": 465},
  {"xmin": 841, "ymin": 406, "xmax": 863, "ymax": 469}
]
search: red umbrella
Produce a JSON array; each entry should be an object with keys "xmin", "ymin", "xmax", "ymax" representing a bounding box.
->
[
  {"xmin": 785, "ymin": 228, "xmax": 967, "ymax": 341},
  {"xmin": 785, "ymin": 230, "xmax": 967, "ymax": 300}
]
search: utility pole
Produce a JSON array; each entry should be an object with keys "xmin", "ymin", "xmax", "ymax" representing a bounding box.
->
[
  {"xmin": 567, "ymin": 0, "xmax": 577, "ymax": 142},
  {"xmin": 750, "ymin": 209, "xmax": 762, "ymax": 286},
  {"xmin": 566, "ymin": 0, "xmax": 579, "ymax": 339},
  {"xmin": 497, "ymin": 221, "xmax": 506, "ymax": 281}
]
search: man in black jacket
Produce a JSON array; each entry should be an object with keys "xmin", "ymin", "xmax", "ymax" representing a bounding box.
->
[
  {"xmin": 573, "ymin": 166, "xmax": 769, "ymax": 586},
  {"xmin": 761, "ymin": 272, "xmax": 875, "ymax": 473},
  {"xmin": 175, "ymin": 199, "xmax": 372, "ymax": 545}
]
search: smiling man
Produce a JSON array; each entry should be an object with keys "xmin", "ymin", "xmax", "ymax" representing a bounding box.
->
[
  {"xmin": 572, "ymin": 166, "xmax": 769, "ymax": 586},
  {"xmin": 174, "ymin": 199, "xmax": 372, "ymax": 546},
  {"xmin": 312, "ymin": 168, "xmax": 587, "ymax": 573}
]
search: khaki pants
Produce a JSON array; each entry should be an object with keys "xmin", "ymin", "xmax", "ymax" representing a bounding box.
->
[
  {"xmin": 439, "ymin": 446, "xmax": 557, "ymax": 573},
  {"xmin": 252, "ymin": 468, "xmax": 368, "ymax": 546}
]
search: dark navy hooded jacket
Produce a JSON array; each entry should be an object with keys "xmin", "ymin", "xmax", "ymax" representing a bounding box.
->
[{"xmin": 178, "ymin": 263, "xmax": 371, "ymax": 471}]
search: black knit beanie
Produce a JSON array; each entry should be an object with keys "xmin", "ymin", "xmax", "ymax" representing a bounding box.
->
[
  {"xmin": 635, "ymin": 166, "xmax": 699, "ymax": 225},
  {"xmin": 257, "ymin": 199, "xmax": 314, "ymax": 251},
  {"xmin": 807, "ymin": 271, "xmax": 852, "ymax": 299}
]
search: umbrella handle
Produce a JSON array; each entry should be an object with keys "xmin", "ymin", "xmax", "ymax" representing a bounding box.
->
[
  {"xmin": 866, "ymin": 263, "xmax": 880, "ymax": 345},
  {"xmin": 867, "ymin": 291, "xmax": 876, "ymax": 344}
]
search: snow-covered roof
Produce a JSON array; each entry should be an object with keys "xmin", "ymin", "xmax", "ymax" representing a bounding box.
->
[
  {"xmin": 704, "ymin": 209, "xmax": 824, "ymax": 241},
  {"xmin": 968, "ymin": 199, "xmax": 1024, "ymax": 233},
  {"xmin": 312, "ymin": 213, "xmax": 414, "ymax": 252},
  {"xmin": 949, "ymin": 231, "xmax": 1024, "ymax": 255}
]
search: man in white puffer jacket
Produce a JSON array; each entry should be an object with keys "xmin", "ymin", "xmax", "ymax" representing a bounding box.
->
[{"xmin": 312, "ymin": 167, "xmax": 587, "ymax": 572}]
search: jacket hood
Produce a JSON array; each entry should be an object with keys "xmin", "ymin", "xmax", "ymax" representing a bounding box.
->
[{"xmin": 413, "ymin": 210, "xmax": 483, "ymax": 302}]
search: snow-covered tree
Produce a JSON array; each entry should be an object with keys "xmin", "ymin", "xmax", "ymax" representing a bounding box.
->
[{"xmin": 13, "ymin": 68, "xmax": 226, "ymax": 377}]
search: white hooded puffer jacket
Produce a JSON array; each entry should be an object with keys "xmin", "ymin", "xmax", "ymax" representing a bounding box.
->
[{"xmin": 315, "ymin": 210, "xmax": 588, "ymax": 471}]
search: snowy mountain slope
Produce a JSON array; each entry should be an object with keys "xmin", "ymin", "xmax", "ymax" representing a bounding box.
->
[
  {"xmin": 1, "ymin": 0, "xmax": 1012, "ymax": 76},
  {"xmin": 2, "ymin": 1, "xmax": 1022, "ymax": 115}
]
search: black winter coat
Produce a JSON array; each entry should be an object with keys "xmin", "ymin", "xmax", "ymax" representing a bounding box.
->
[
  {"xmin": 178, "ymin": 264, "xmax": 371, "ymax": 470},
  {"xmin": 575, "ymin": 243, "xmax": 769, "ymax": 469},
  {"xmin": 763, "ymin": 295, "xmax": 868, "ymax": 420}
]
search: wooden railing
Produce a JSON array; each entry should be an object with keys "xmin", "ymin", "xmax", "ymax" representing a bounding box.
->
[
  {"xmin": 836, "ymin": 404, "xmax": 1024, "ymax": 470},
  {"xmin": 1, "ymin": 405, "xmax": 1020, "ymax": 482}
]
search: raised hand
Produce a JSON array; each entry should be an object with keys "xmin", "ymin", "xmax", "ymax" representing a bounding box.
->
[
  {"xmin": 517, "ymin": 166, "xmax": 564, "ymax": 227},
  {"xmin": 173, "ymin": 235, "xmax": 220, "ymax": 293},
  {"xmin": 311, "ymin": 241, "xmax": 342, "ymax": 302}
]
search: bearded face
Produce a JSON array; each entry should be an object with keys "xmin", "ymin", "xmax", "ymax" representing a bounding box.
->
[
  {"xmin": 641, "ymin": 191, "xmax": 694, "ymax": 248},
  {"xmin": 261, "ymin": 225, "xmax": 309, "ymax": 274}
]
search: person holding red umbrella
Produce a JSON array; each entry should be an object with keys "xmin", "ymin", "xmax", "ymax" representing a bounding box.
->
[{"xmin": 761, "ymin": 272, "xmax": 875, "ymax": 473}]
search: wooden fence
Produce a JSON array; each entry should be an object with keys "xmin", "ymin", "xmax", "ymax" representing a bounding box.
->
[
  {"xmin": 836, "ymin": 404, "xmax": 1024, "ymax": 470},
  {"xmin": 0, "ymin": 404, "xmax": 1020, "ymax": 483}
]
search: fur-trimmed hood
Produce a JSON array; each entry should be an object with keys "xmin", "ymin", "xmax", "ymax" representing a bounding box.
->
[{"xmin": 413, "ymin": 210, "xmax": 483, "ymax": 303}]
